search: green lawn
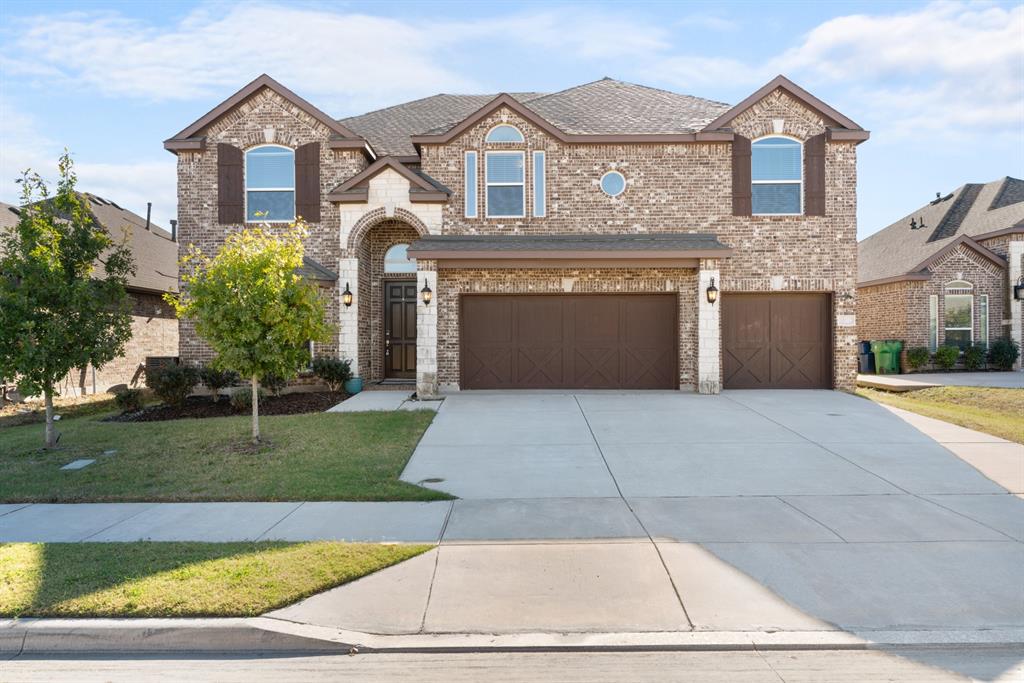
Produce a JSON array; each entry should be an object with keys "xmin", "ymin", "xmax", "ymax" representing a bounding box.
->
[
  {"xmin": 0, "ymin": 541, "xmax": 429, "ymax": 617},
  {"xmin": 0, "ymin": 410, "xmax": 449, "ymax": 502},
  {"xmin": 858, "ymin": 386, "xmax": 1024, "ymax": 445}
]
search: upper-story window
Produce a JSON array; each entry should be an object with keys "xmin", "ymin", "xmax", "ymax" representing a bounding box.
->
[
  {"xmin": 485, "ymin": 124, "xmax": 524, "ymax": 143},
  {"xmin": 246, "ymin": 145, "xmax": 295, "ymax": 222},
  {"xmin": 384, "ymin": 243, "xmax": 417, "ymax": 273},
  {"xmin": 751, "ymin": 136, "xmax": 802, "ymax": 215},
  {"xmin": 485, "ymin": 151, "xmax": 525, "ymax": 217}
]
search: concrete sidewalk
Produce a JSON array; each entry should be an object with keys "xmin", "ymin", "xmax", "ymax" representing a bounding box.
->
[{"xmin": 858, "ymin": 371, "xmax": 1023, "ymax": 391}]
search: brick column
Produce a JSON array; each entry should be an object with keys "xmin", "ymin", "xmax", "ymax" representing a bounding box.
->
[
  {"xmin": 1010, "ymin": 241, "xmax": 1023, "ymax": 371},
  {"xmin": 416, "ymin": 269, "xmax": 439, "ymax": 398},
  {"xmin": 697, "ymin": 260, "xmax": 722, "ymax": 394},
  {"xmin": 338, "ymin": 257, "xmax": 360, "ymax": 372}
]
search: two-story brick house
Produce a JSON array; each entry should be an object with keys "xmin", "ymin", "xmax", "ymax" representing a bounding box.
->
[{"xmin": 165, "ymin": 74, "xmax": 868, "ymax": 397}]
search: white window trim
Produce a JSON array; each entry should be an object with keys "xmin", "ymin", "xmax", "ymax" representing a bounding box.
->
[
  {"xmin": 751, "ymin": 135, "xmax": 803, "ymax": 217},
  {"xmin": 533, "ymin": 151, "xmax": 546, "ymax": 217},
  {"xmin": 485, "ymin": 124, "xmax": 525, "ymax": 143},
  {"xmin": 464, "ymin": 151, "xmax": 478, "ymax": 218},
  {"xmin": 943, "ymin": 293, "xmax": 974, "ymax": 347},
  {"xmin": 485, "ymin": 150, "xmax": 526, "ymax": 219},
  {"xmin": 600, "ymin": 170, "xmax": 626, "ymax": 197},
  {"xmin": 928, "ymin": 294, "xmax": 939, "ymax": 352},
  {"xmin": 245, "ymin": 144, "xmax": 296, "ymax": 224}
]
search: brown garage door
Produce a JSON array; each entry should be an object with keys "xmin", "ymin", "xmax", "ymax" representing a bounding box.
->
[
  {"xmin": 461, "ymin": 295, "xmax": 677, "ymax": 389},
  {"xmin": 723, "ymin": 294, "xmax": 832, "ymax": 389}
]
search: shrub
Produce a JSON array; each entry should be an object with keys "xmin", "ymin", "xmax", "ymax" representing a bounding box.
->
[
  {"xmin": 145, "ymin": 364, "xmax": 200, "ymax": 407},
  {"xmin": 311, "ymin": 357, "xmax": 353, "ymax": 392},
  {"xmin": 963, "ymin": 344, "xmax": 986, "ymax": 371},
  {"xmin": 988, "ymin": 337, "xmax": 1020, "ymax": 371},
  {"xmin": 113, "ymin": 388, "xmax": 143, "ymax": 413},
  {"xmin": 199, "ymin": 366, "xmax": 239, "ymax": 399},
  {"xmin": 933, "ymin": 345, "xmax": 960, "ymax": 371},
  {"xmin": 262, "ymin": 373, "xmax": 287, "ymax": 397},
  {"xmin": 230, "ymin": 386, "xmax": 266, "ymax": 411},
  {"xmin": 906, "ymin": 347, "xmax": 931, "ymax": 371}
]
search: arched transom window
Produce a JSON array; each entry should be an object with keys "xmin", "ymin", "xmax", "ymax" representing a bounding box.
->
[
  {"xmin": 485, "ymin": 124, "xmax": 524, "ymax": 143},
  {"xmin": 384, "ymin": 243, "xmax": 417, "ymax": 273},
  {"xmin": 246, "ymin": 145, "xmax": 295, "ymax": 222},
  {"xmin": 751, "ymin": 136, "xmax": 802, "ymax": 215}
]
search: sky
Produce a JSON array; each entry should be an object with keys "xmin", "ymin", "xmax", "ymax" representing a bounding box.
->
[{"xmin": 0, "ymin": 0, "xmax": 1021, "ymax": 238}]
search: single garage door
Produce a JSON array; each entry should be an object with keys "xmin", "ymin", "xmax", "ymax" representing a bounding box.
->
[
  {"xmin": 461, "ymin": 294, "xmax": 677, "ymax": 389},
  {"xmin": 723, "ymin": 294, "xmax": 832, "ymax": 389}
]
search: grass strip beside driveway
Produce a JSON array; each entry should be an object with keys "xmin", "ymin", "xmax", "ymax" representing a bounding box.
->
[
  {"xmin": 0, "ymin": 541, "xmax": 430, "ymax": 618},
  {"xmin": 0, "ymin": 411, "xmax": 448, "ymax": 502},
  {"xmin": 857, "ymin": 386, "xmax": 1024, "ymax": 444}
]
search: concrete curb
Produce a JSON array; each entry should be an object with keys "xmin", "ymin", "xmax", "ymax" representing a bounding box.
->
[{"xmin": 4, "ymin": 618, "xmax": 1024, "ymax": 655}]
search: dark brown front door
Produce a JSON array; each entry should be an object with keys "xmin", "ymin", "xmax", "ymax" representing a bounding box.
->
[
  {"xmin": 722, "ymin": 294, "xmax": 832, "ymax": 389},
  {"xmin": 461, "ymin": 295, "xmax": 677, "ymax": 390},
  {"xmin": 384, "ymin": 280, "xmax": 417, "ymax": 379}
]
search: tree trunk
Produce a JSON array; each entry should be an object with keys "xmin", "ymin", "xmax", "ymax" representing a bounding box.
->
[
  {"xmin": 43, "ymin": 385, "xmax": 56, "ymax": 449},
  {"xmin": 251, "ymin": 376, "xmax": 260, "ymax": 444}
]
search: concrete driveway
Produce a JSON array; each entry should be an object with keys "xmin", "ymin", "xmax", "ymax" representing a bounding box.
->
[{"xmin": 368, "ymin": 390, "xmax": 1024, "ymax": 635}]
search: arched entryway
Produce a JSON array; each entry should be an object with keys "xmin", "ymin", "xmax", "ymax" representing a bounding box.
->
[{"xmin": 347, "ymin": 215, "xmax": 427, "ymax": 383}]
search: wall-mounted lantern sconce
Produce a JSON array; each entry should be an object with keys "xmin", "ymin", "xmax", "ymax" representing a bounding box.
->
[
  {"xmin": 342, "ymin": 282, "xmax": 353, "ymax": 307},
  {"xmin": 706, "ymin": 277, "xmax": 719, "ymax": 305},
  {"xmin": 1015, "ymin": 275, "xmax": 1024, "ymax": 302},
  {"xmin": 421, "ymin": 280, "xmax": 433, "ymax": 305}
]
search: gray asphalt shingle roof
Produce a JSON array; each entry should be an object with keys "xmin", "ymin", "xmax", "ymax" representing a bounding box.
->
[
  {"xmin": 339, "ymin": 78, "xmax": 731, "ymax": 156},
  {"xmin": 858, "ymin": 177, "xmax": 1024, "ymax": 284},
  {"xmin": 1, "ymin": 195, "xmax": 178, "ymax": 294}
]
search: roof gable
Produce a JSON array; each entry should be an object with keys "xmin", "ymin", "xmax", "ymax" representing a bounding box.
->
[
  {"xmin": 912, "ymin": 234, "xmax": 1007, "ymax": 274},
  {"xmin": 326, "ymin": 157, "xmax": 450, "ymax": 204},
  {"xmin": 703, "ymin": 75, "xmax": 867, "ymax": 139},
  {"xmin": 164, "ymin": 74, "xmax": 371, "ymax": 155}
]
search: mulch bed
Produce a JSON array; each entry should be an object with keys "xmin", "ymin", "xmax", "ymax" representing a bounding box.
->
[{"xmin": 106, "ymin": 391, "xmax": 347, "ymax": 423}]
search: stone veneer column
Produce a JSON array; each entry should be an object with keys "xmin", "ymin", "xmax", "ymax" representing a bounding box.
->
[
  {"xmin": 1010, "ymin": 241, "xmax": 1023, "ymax": 371},
  {"xmin": 697, "ymin": 260, "xmax": 722, "ymax": 394},
  {"xmin": 338, "ymin": 257, "xmax": 360, "ymax": 372},
  {"xmin": 416, "ymin": 269, "xmax": 439, "ymax": 397}
]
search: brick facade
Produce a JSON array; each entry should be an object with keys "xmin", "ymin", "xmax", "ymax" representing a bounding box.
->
[
  {"xmin": 172, "ymin": 81, "xmax": 861, "ymax": 393},
  {"xmin": 857, "ymin": 244, "xmax": 1010, "ymax": 367},
  {"xmin": 58, "ymin": 292, "xmax": 178, "ymax": 396},
  {"xmin": 175, "ymin": 88, "xmax": 366, "ymax": 366}
]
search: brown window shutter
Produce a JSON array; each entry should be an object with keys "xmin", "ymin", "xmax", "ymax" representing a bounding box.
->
[
  {"xmin": 731, "ymin": 135, "xmax": 752, "ymax": 216},
  {"xmin": 804, "ymin": 133, "xmax": 826, "ymax": 216},
  {"xmin": 217, "ymin": 143, "xmax": 244, "ymax": 225},
  {"xmin": 295, "ymin": 142, "xmax": 321, "ymax": 223}
]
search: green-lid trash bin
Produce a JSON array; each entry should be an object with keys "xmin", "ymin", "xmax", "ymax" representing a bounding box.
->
[
  {"xmin": 870, "ymin": 340, "xmax": 893, "ymax": 375},
  {"xmin": 886, "ymin": 340, "xmax": 903, "ymax": 374}
]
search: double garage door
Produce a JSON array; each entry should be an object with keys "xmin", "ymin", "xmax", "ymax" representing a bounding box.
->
[
  {"xmin": 459, "ymin": 293, "xmax": 832, "ymax": 390},
  {"xmin": 461, "ymin": 295, "xmax": 677, "ymax": 389}
]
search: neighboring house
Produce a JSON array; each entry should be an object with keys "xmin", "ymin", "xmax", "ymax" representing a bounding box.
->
[
  {"xmin": 165, "ymin": 73, "xmax": 868, "ymax": 396},
  {"xmin": 858, "ymin": 178, "xmax": 1024, "ymax": 369},
  {"xmin": 0, "ymin": 195, "xmax": 179, "ymax": 396}
]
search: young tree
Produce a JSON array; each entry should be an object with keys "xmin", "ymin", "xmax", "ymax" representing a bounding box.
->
[
  {"xmin": 0, "ymin": 152, "xmax": 134, "ymax": 448},
  {"xmin": 169, "ymin": 223, "xmax": 330, "ymax": 443}
]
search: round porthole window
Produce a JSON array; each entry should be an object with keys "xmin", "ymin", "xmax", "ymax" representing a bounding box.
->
[{"xmin": 600, "ymin": 171, "xmax": 626, "ymax": 197}]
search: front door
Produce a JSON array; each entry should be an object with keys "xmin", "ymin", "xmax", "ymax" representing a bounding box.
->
[{"xmin": 384, "ymin": 280, "xmax": 417, "ymax": 379}]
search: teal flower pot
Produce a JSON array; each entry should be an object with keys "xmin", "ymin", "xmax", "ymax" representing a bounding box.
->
[{"xmin": 344, "ymin": 377, "xmax": 363, "ymax": 395}]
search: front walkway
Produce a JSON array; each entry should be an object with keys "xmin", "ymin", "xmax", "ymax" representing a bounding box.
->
[{"xmin": 859, "ymin": 371, "xmax": 1024, "ymax": 391}]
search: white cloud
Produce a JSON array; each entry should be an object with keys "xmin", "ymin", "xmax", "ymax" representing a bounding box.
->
[{"xmin": 0, "ymin": 100, "xmax": 176, "ymax": 230}]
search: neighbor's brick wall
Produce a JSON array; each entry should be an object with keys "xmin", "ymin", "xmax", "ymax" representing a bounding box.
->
[
  {"xmin": 420, "ymin": 89, "xmax": 858, "ymax": 390},
  {"xmin": 435, "ymin": 268, "xmax": 698, "ymax": 390},
  {"xmin": 175, "ymin": 88, "xmax": 367, "ymax": 366},
  {"xmin": 58, "ymin": 292, "xmax": 178, "ymax": 396},
  {"xmin": 857, "ymin": 245, "xmax": 1008, "ymax": 354}
]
